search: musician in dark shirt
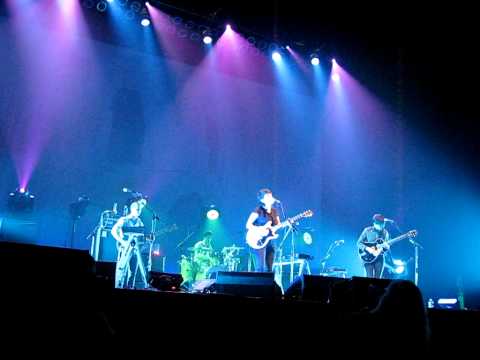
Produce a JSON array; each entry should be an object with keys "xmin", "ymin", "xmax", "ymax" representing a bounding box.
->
[
  {"xmin": 357, "ymin": 213, "xmax": 390, "ymax": 278},
  {"xmin": 111, "ymin": 197, "xmax": 147, "ymax": 288},
  {"xmin": 245, "ymin": 188, "xmax": 281, "ymax": 272}
]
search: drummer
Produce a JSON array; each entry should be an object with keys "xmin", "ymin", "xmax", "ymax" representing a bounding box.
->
[{"xmin": 193, "ymin": 231, "xmax": 215, "ymax": 265}]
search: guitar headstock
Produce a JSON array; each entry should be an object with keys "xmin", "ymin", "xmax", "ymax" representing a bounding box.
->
[
  {"xmin": 303, "ymin": 210, "xmax": 314, "ymax": 218},
  {"xmin": 408, "ymin": 230, "xmax": 417, "ymax": 238}
]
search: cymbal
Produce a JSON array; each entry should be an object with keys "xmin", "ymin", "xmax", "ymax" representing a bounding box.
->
[
  {"xmin": 222, "ymin": 246, "xmax": 245, "ymax": 251},
  {"xmin": 187, "ymin": 246, "xmax": 213, "ymax": 252}
]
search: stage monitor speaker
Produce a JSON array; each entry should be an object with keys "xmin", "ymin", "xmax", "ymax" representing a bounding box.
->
[
  {"xmin": 0, "ymin": 241, "xmax": 95, "ymax": 303},
  {"xmin": 148, "ymin": 271, "xmax": 183, "ymax": 291},
  {"xmin": 284, "ymin": 275, "xmax": 347, "ymax": 303},
  {"xmin": 211, "ymin": 271, "xmax": 282, "ymax": 298},
  {"xmin": 96, "ymin": 228, "xmax": 117, "ymax": 262},
  {"xmin": 0, "ymin": 217, "xmax": 38, "ymax": 244},
  {"xmin": 94, "ymin": 261, "xmax": 116, "ymax": 290}
]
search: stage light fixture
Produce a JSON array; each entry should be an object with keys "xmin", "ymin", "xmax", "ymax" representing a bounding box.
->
[
  {"xmin": 206, "ymin": 205, "xmax": 220, "ymax": 221},
  {"xmin": 96, "ymin": 0, "xmax": 108, "ymax": 12},
  {"xmin": 310, "ymin": 54, "xmax": 320, "ymax": 66},
  {"xmin": 303, "ymin": 232, "xmax": 313, "ymax": 245},
  {"xmin": 272, "ymin": 51, "xmax": 282, "ymax": 62},
  {"xmin": 202, "ymin": 30, "xmax": 213, "ymax": 44},
  {"xmin": 7, "ymin": 188, "xmax": 35, "ymax": 214},
  {"xmin": 141, "ymin": 18, "xmax": 151, "ymax": 27}
]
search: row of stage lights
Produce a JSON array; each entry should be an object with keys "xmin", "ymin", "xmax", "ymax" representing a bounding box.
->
[{"xmin": 81, "ymin": 0, "xmax": 339, "ymax": 69}]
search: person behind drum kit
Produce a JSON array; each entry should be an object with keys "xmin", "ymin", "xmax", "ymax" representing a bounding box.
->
[
  {"xmin": 357, "ymin": 213, "xmax": 390, "ymax": 279},
  {"xmin": 111, "ymin": 196, "xmax": 148, "ymax": 289},
  {"xmin": 193, "ymin": 231, "xmax": 220, "ymax": 277},
  {"xmin": 245, "ymin": 188, "xmax": 281, "ymax": 272},
  {"xmin": 193, "ymin": 231, "xmax": 214, "ymax": 259}
]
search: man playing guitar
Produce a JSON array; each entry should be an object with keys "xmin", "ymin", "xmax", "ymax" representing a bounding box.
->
[
  {"xmin": 357, "ymin": 214, "xmax": 391, "ymax": 279},
  {"xmin": 245, "ymin": 188, "xmax": 281, "ymax": 272}
]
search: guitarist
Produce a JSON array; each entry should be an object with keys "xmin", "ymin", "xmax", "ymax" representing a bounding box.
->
[
  {"xmin": 357, "ymin": 214, "xmax": 390, "ymax": 279},
  {"xmin": 111, "ymin": 196, "xmax": 148, "ymax": 288},
  {"xmin": 245, "ymin": 188, "xmax": 281, "ymax": 272}
]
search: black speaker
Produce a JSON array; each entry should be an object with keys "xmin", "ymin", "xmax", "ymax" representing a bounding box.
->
[
  {"xmin": 284, "ymin": 275, "xmax": 346, "ymax": 303},
  {"xmin": 148, "ymin": 271, "xmax": 183, "ymax": 291},
  {"xmin": 0, "ymin": 217, "xmax": 38, "ymax": 244},
  {"xmin": 96, "ymin": 228, "xmax": 117, "ymax": 262},
  {"xmin": 94, "ymin": 261, "xmax": 116, "ymax": 290},
  {"xmin": 0, "ymin": 241, "xmax": 95, "ymax": 301},
  {"xmin": 211, "ymin": 271, "xmax": 282, "ymax": 298}
]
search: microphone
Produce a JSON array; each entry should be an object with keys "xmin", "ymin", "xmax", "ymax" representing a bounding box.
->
[
  {"xmin": 122, "ymin": 188, "xmax": 145, "ymax": 199},
  {"xmin": 384, "ymin": 218, "xmax": 395, "ymax": 223},
  {"xmin": 335, "ymin": 239, "xmax": 345, "ymax": 246}
]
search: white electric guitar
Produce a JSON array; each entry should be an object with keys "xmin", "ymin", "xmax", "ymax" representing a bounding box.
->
[{"xmin": 246, "ymin": 210, "xmax": 314, "ymax": 250}]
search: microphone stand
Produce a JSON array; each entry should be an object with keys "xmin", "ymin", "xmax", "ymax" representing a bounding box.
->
[
  {"xmin": 276, "ymin": 201, "xmax": 298, "ymax": 285},
  {"xmin": 144, "ymin": 203, "xmax": 161, "ymax": 275},
  {"xmin": 319, "ymin": 241, "xmax": 341, "ymax": 274},
  {"xmin": 392, "ymin": 220, "xmax": 422, "ymax": 286}
]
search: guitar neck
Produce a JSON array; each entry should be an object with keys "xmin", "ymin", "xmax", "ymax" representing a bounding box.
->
[
  {"xmin": 279, "ymin": 214, "xmax": 304, "ymax": 228},
  {"xmin": 387, "ymin": 234, "xmax": 409, "ymax": 246}
]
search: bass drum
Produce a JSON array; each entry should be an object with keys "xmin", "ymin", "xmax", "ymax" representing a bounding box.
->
[
  {"xmin": 205, "ymin": 264, "xmax": 228, "ymax": 279},
  {"xmin": 179, "ymin": 255, "xmax": 195, "ymax": 284}
]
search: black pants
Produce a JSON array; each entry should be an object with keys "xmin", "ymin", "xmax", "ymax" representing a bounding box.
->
[
  {"xmin": 364, "ymin": 256, "xmax": 384, "ymax": 278},
  {"xmin": 251, "ymin": 244, "xmax": 275, "ymax": 272}
]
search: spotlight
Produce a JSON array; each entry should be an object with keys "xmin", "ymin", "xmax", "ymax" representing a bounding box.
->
[
  {"xmin": 332, "ymin": 58, "xmax": 337, "ymax": 64},
  {"xmin": 272, "ymin": 51, "xmax": 282, "ymax": 62},
  {"xmin": 303, "ymin": 232, "xmax": 313, "ymax": 245},
  {"xmin": 7, "ymin": 188, "xmax": 35, "ymax": 214},
  {"xmin": 203, "ymin": 35, "xmax": 213, "ymax": 44},
  {"xmin": 310, "ymin": 54, "xmax": 320, "ymax": 66},
  {"xmin": 106, "ymin": 0, "xmax": 114, "ymax": 3},
  {"xmin": 96, "ymin": 0, "xmax": 108, "ymax": 12},
  {"xmin": 392, "ymin": 259, "xmax": 406, "ymax": 274},
  {"xmin": 206, "ymin": 205, "xmax": 220, "ymax": 221},
  {"xmin": 331, "ymin": 73, "xmax": 340, "ymax": 82},
  {"xmin": 226, "ymin": 24, "xmax": 232, "ymax": 31},
  {"xmin": 141, "ymin": 18, "xmax": 151, "ymax": 27},
  {"xmin": 286, "ymin": 45, "xmax": 291, "ymax": 50},
  {"xmin": 203, "ymin": 35, "xmax": 212, "ymax": 44},
  {"xmin": 202, "ymin": 29, "xmax": 213, "ymax": 44}
]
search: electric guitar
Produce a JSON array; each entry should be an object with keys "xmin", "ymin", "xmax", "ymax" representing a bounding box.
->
[
  {"xmin": 117, "ymin": 223, "xmax": 178, "ymax": 251},
  {"xmin": 359, "ymin": 229, "xmax": 417, "ymax": 263},
  {"xmin": 246, "ymin": 210, "xmax": 314, "ymax": 250}
]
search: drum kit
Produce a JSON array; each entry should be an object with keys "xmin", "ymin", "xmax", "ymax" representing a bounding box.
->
[{"xmin": 179, "ymin": 244, "xmax": 244, "ymax": 286}]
